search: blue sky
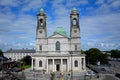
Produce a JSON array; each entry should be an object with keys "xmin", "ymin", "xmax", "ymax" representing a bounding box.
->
[{"xmin": 0, "ymin": 0, "xmax": 120, "ymax": 51}]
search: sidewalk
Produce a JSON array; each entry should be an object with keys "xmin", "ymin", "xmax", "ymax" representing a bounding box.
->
[{"xmin": 23, "ymin": 68, "xmax": 104, "ymax": 80}]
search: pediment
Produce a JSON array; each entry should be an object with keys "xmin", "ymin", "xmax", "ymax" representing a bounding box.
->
[{"xmin": 48, "ymin": 33, "xmax": 69, "ymax": 38}]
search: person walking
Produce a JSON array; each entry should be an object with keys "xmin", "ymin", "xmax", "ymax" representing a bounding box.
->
[
  {"xmin": 67, "ymin": 74, "xmax": 71, "ymax": 80},
  {"xmin": 61, "ymin": 75, "xmax": 64, "ymax": 80}
]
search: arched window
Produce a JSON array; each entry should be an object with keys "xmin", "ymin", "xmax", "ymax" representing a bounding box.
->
[
  {"xmin": 39, "ymin": 45, "xmax": 42, "ymax": 50},
  {"xmin": 74, "ymin": 60, "xmax": 78, "ymax": 67},
  {"xmin": 56, "ymin": 41, "xmax": 60, "ymax": 50},
  {"xmin": 75, "ymin": 45, "xmax": 77, "ymax": 50},
  {"xmin": 73, "ymin": 18, "xmax": 77, "ymax": 25},
  {"xmin": 40, "ymin": 19, "xmax": 43, "ymax": 26},
  {"xmin": 39, "ymin": 60, "xmax": 42, "ymax": 67}
]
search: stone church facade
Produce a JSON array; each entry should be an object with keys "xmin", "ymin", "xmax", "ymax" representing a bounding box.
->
[{"xmin": 31, "ymin": 8, "xmax": 86, "ymax": 73}]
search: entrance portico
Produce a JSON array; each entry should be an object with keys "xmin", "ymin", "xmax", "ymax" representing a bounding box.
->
[
  {"xmin": 31, "ymin": 54, "xmax": 86, "ymax": 73},
  {"xmin": 47, "ymin": 58, "xmax": 69, "ymax": 72}
]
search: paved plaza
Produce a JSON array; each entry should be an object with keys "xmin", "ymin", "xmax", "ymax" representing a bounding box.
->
[
  {"xmin": 23, "ymin": 68, "xmax": 102, "ymax": 80},
  {"xmin": 1, "ymin": 63, "xmax": 120, "ymax": 80}
]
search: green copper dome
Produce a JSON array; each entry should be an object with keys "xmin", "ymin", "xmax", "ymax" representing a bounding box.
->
[{"xmin": 54, "ymin": 27, "xmax": 66, "ymax": 36}]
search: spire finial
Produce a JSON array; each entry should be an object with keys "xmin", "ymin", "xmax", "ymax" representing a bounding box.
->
[
  {"xmin": 72, "ymin": 7, "xmax": 77, "ymax": 11},
  {"xmin": 40, "ymin": 8, "xmax": 44, "ymax": 12}
]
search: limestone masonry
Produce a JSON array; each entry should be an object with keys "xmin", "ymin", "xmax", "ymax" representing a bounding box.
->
[{"xmin": 31, "ymin": 8, "xmax": 86, "ymax": 73}]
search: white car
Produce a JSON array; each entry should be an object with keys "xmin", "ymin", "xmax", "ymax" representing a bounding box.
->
[{"xmin": 85, "ymin": 71, "xmax": 96, "ymax": 76}]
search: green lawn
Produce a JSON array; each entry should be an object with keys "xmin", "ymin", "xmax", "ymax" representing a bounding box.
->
[{"xmin": 22, "ymin": 65, "xmax": 31, "ymax": 69}]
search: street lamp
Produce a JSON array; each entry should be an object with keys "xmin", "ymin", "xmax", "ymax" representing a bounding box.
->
[
  {"xmin": 70, "ymin": 51, "xmax": 73, "ymax": 80},
  {"xmin": 1, "ymin": 56, "xmax": 4, "ymax": 79}
]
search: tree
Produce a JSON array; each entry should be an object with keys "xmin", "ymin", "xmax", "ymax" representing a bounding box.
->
[
  {"xmin": 100, "ymin": 54, "xmax": 109, "ymax": 64},
  {"xmin": 22, "ymin": 55, "xmax": 32, "ymax": 65},
  {"xmin": 81, "ymin": 50, "xmax": 85, "ymax": 54},
  {"xmin": 85, "ymin": 48, "xmax": 109, "ymax": 65},
  {"xmin": 110, "ymin": 49, "xmax": 120, "ymax": 59},
  {"xmin": 0, "ymin": 49, "xmax": 3, "ymax": 56},
  {"xmin": 85, "ymin": 48, "xmax": 101, "ymax": 64}
]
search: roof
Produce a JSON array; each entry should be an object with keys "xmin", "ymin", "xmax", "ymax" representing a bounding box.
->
[
  {"xmin": 5, "ymin": 49, "xmax": 36, "ymax": 53},
  {"xmin": 54, "ymin": 27, "xmax": 67, "ymax": 36},
  {"xmin": 37, "ymin": 8, "xmax": 46, "ymax": 16},
  {"xmin": 48, "ymin": 27, "xmax": 69, "ymax": 38},
  {"xmin": 0, "ymin": 56, "xmax": 8, "ymax": 60},
  {"xmin": 71, "ymin": 7, "xmax": 79, "ymax": 15},
  {"xmin": 72, "ymin": 7, "xmax": 77, "ymax": 11},
  {"xmin": 48, "ymin": 33, "xmax": 69, "ymax": 39},
  {"xmin": 40, "ymin": 8, "xmax": 44, "ymax": 12}
]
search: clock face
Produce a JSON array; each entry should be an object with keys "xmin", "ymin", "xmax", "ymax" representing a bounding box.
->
[
  {"xmin": 74, "ymin": 30, "xmax": 77, "ymax": 33},
  {"xmin": 39, "ymin": 30, "xmax": 42, "ymax": 33}
]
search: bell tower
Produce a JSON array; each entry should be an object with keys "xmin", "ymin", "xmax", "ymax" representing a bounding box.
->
[
  {"xmin": 70, "ymin": 8, "xmax": 81, "ymax": 52},
  {"xmin": 36, "ymin": 8, "xmax": 47, "ymax": 38},
  {"xmin": 70, "ymin": 8, "xmax": 80, "ymax": 38},
  {"xmin": 36, "ymin": 8, "xmax": 47, "ymax": 53}
]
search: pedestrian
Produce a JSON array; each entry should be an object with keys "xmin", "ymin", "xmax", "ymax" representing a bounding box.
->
[
  {"xmin": 61, "ymin": 75, "xmax": 64, "ymax": 80},
  {"xmin": 73, "ymin": 78, "xmax": 77, "ymax": 80},
  {"xmin": 97, "ymin": 73, "xmax": 99, "ymax": 78},
  {"xmin": 67, "ymin": 74, "xmax": 71, "ymax": 80}
]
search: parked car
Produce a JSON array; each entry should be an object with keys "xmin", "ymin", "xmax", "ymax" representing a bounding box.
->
[
  {"xmin": 85, "ymin": 71, "xmax": 96, "ymax": 76},
  {"xmin": 115, "ymin": 73, "xmax": 120, "ymax": 78},
  {"xmin": 101, "ymin": 68, "xmax": 106, "ymax": 71},
  {"xmin": 9, "ymin": 67, "xmax": 22, "ymax": 72},
  {"xmin": 20, "ymin": 67, "xmax": 25, "ymax": 71}
]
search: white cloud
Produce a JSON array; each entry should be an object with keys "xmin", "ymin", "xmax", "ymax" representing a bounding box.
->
[
  {"xmin": 66, "ymin": 0, "xmax": 88, "ymax": 7},
  {"xmin": 95, "ymin": 0, "xmax": 105, "ymax": 5},
  {"xmin": 81, "ymin": 12, "xmax": 120, "ymax": 50},
  {"xmin": 21, "ymin": 0, "xmax": 48, "ymax": 12},
  {"xmin": 0, "ymin": 0, "xmax": 20, "ymax": 7},
  {"xmin": 94, "ymin": 0, "xmax": 120, "ymax": 15},
  {"xmin": 0, "ymin": 0, "xmax": 120, "ymax": 51},
  {"xmin": 109, "ymin": 0, "xmax": 120, "ymax": 9},
  {"xmin": 49, "ymin": 0, "xmax": 120, "ymax": 50},
  {"xmin": 81, "ymin": 12, "xmax": 120, "ymax": 35},
  {"xmin": 0, "ymin": 8, "xmax": 36, "ymax": 51},
  {"xmin": 81, "ymin": 41, "xmax": 120, "ymax": 51}
]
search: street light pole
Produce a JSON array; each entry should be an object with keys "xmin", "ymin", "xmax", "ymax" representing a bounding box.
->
[{"xmin": 1, "ymin": 57, "xmax": 3, "ymax": 79}]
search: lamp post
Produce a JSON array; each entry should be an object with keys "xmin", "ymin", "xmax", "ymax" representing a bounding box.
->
[
  {"xmin": 1, "ymin": 58, "xmax": 3, "ymax": 79},
  {"xmin": 70, "ymin": 51, "xmax": 73, "ymax": 80}
]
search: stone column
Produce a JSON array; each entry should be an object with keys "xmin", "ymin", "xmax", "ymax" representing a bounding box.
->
[
  {"xmin": 46, "ymin": 59, "xmax": 48, "ymax": 72},
  {"xmin": 67, "ymin": 59, "xmax": 69, "ymax": 72},
  {"xmin": 53, "ymin": 59, "xmax": 54, "ymax": 72},
  {"xmin": 61, "ymin": 59, "xmax": 63, "ymax": 72},
  {"xmin": 84, "ymin": 58, "xmax": 86, "ymax": 70},
  {"xmin": 31, "ymin": 58, "xmax": 33, "ymax": 70}
]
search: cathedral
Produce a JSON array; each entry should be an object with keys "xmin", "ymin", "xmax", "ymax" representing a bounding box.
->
[{"xmin": 31, "ymin": 8, "xmax": 86, "ymax": 73}]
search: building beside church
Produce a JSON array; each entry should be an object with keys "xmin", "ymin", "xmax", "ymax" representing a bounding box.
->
[
  {"xmin": 31, "ymin": 8, "xmax": 86, "ymax": 73},
  {"xmin": 4, "ymin": 48, "xmax": 35, "ymax": 61}
]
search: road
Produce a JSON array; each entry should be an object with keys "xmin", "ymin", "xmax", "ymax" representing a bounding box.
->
[{"xmin": 87, "ymin": 64, "xmax": 120, "ymax": 80}]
